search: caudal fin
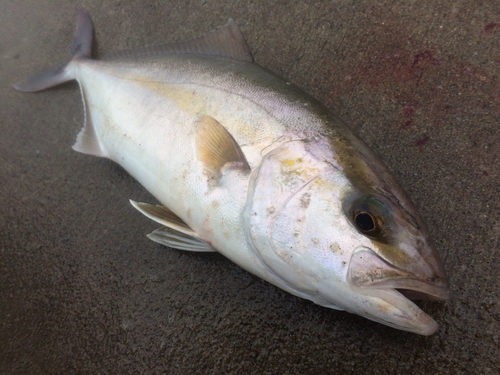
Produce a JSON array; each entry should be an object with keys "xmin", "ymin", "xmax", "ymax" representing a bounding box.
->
[{"xmin": 14, "ymin": 8, "xmax": 93, "ymax": 92}]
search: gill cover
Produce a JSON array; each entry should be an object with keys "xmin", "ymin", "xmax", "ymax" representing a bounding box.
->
[{"xmin": 245, "ymin": 141, "xmax": 349, "ymax": 305}]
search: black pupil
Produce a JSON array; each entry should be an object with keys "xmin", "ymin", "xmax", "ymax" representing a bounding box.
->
[{"xmin": 356, "ymin": 213, "xmax": 375, "ymax": 231}]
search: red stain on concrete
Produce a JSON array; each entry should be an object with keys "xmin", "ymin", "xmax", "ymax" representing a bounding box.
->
[
  {"xmin": 403, "ymin": 106, "xmax": 416, "ymax": 117},
  {"xmin": 317, "ymin": 15, "xmax": 500, "ymax": 153},
  {"xmin": 412, "ymin": 50, "xmax": 440, "ymax": 66},
  {"xmin": 414, "ymin": 136, "xmax": 429, "ymax": 148},
  {"xmin": 401, "ymin": 120, "xmax": 413, "ymax": 129},
  {"xmin": 484, "ymin": 22, "xmax": 498, "ymax": 33}
]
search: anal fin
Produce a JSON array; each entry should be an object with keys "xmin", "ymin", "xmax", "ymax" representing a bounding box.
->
[{"xmin": 72, "ymin": 83, "xmax": 109, "ymax": 158}]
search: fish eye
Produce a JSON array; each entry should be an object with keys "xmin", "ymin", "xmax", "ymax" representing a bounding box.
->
[
  {"xmin": 352, "ymin": 209, "xmax": 383, "ymax": 236},
  {"xmin": 343, "ymin": 195, "xmax": 387, "ymax": 238},
  {"xmin": 355, "ymin": 212, "xmax": 375, "ymax": 232}
]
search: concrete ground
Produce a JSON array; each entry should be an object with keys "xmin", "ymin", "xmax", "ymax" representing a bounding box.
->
[{"xmin": 1, "ymin": 0, "xmax": 499, "ymax": 373}]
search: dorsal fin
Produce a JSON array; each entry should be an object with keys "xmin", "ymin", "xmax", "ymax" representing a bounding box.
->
[
  {"xmin": 104, "ymin": 19, "xmax": 253, "ymax": 62},
  {"xmin": 196, "ymin": 115, "xmax": 250, "ymax": 175},
  {"xmin": 130, "ymin": 200, "xmax": 198, "ymax": 238}
]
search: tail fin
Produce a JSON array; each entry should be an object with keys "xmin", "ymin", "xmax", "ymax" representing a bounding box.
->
[{"xmin": 14, "ymin": 8, "xmax": 93, "ymax": 92}]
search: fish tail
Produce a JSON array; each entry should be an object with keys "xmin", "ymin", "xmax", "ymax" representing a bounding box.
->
[{"xmin": 13, "ymin": 8, "xmax": 93, "ymax": 92}]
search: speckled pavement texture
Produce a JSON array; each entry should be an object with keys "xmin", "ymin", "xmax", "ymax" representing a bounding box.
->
[{"xmin": 1, "ymin": 1, "xmax": 499, "ymax": 374}]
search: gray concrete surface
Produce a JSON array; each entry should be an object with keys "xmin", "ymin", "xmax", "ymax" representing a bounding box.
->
[{"xmin": 1, "ymin": 0, "xmax": 499, "ymax": 373}]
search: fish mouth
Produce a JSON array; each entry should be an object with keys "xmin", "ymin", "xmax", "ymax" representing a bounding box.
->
[{"xmin": 347, "ymin": 247, "xmax": 449, "ymax": 335}]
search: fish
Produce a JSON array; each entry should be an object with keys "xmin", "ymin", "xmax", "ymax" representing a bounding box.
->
[{"xmin": 14, "ymin": 8, "xmax": 449, "ymax": 335}]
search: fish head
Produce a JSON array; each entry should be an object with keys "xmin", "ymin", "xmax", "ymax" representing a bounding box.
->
[
  {"xmin": 247, "ymin": 138, "xmax": 449, "ymax": 335},
  {"xmin": 339, "ymin": 190, "xmax": 449, "ymax": 335}
]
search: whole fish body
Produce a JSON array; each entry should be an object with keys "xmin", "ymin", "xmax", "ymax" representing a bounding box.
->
[{"xmin": 15, "ymin": 9, "xmax": 449, "ymax": 335}]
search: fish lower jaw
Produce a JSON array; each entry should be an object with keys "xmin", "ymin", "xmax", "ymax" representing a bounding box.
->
[{"xmin": 350, "ymin": 287, "xmax": 440, "ymax": 335}]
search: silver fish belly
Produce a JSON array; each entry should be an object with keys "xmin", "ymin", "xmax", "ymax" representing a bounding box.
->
[{"xmin": 14, "ymin": 9, "xmax": 449, "ymax": 335}]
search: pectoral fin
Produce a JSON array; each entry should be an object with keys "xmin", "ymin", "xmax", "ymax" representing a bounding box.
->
[
  {"xmin": 148, "ymin": 227, "xmax": 216, "ymax": 252},
  {"xmin": 130, "ymin": 200, "xmax": 197, "ymax": 238},
  {"xmin": 196, "ymin": 115, "xmax": 250, "ymax": 176}
]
